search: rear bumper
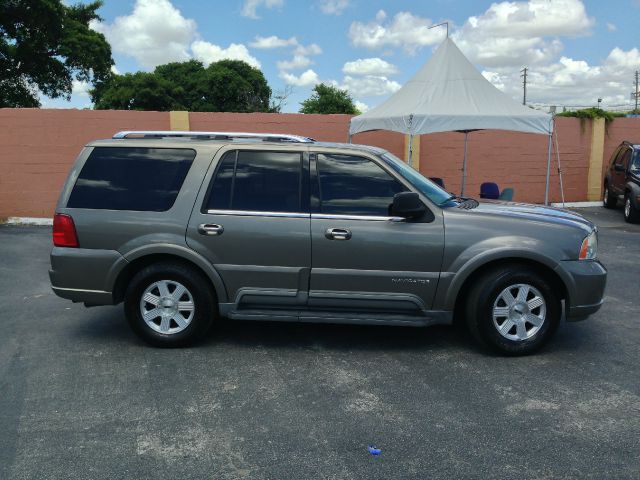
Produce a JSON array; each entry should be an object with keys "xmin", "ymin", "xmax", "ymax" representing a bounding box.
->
[
  {"xmin": 49, "ymin": 247, "xmax": 123, "ymax": 305},
  {"xmin": 558, "ymin": 260, "xmax": 607, "ymax": 321},
  {"xmin": 50, "ymin": 286, "xmax": 114, "ymax": 305}
]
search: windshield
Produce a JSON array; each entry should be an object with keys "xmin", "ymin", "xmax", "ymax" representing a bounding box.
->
[
  {"xmin": 632, "ymin": 150, "xmax": 640, "ymax": 171},
  {"xmin": 380, "ymin": 152, "xmax": 452, "ymax": 205}
]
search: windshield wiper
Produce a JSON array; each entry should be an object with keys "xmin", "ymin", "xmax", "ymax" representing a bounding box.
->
[
  {"xmin": 439, "ymin": 194, "xmax": 457, "ymax": 205},
  {"xmin": 457, "ymin": 197, "xmax": 479, "ymax": 209}
]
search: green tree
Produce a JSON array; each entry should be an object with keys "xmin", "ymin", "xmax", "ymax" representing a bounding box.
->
[
  {"xmin": 0, "ymin": 0, "xmax": 113, "ymax": 108},
  {"xmin": 91, "ymin": 72, "xmax": 182, "ymax": 111},
  {"xmin": 299, "ymin": 84, "xmax": 358, "ymax": 114},
  {"xmin": 93, "ymin": 59, "xmax": 273, "ymax": 112}
]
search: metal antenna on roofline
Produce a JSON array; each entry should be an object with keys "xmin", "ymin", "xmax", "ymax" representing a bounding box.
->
[{"xmin": 428, "ymin": 21, "xmax": 449, "ymax": 38}]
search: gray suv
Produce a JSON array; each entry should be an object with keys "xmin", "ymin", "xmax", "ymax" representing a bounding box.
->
[{"xmin": 50, "ymin": 131, "xmax": 606, "ymax": 355}]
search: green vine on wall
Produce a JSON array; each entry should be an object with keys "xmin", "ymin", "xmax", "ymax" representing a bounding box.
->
[{"xmin": 555, "ymin": 107, "xmax": 626, "ymax": 134}]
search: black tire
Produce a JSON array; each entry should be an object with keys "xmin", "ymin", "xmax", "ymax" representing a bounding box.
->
[
  {"xmin": 124, "ymin": 262, "xmax": 216, "ymax": 347},
  {"xmin": 623, "ymin": 194, "xmax": 640, "ymax": 223},
  {"xmin": 603, "ymin": 183, "xmax": 617, "ymax": 209},
  {"xmin": 465, "ymin": 265, "xmax": 561, "ymax": 356}
]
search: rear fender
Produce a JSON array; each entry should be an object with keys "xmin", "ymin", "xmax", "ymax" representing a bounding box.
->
[{"xmin": 106, "ymin": 243, "xmax": 228, "ymax": 303}]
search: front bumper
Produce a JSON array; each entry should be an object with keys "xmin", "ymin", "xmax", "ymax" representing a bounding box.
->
[{"xmin": 557, "ymin": 259, "xmax": 607, "ymax": 321}]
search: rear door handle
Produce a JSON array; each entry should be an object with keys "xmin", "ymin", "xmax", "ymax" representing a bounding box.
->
[
  {"xmin": 325, "ymin": 228, "xmax": 352, "ymax": 240},
  {"xmin": 198, "ymin": 223, "xmax": 224, "ymax": 236}
]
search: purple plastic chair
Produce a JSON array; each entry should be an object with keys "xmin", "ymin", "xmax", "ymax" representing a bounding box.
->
[{"xmin": 480, "ymin": 182, "xmax": 500, "ymax": 199}]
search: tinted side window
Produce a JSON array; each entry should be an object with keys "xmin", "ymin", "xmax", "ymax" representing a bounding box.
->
[
  {"xmin": 67, "ymin": 147, "xmax": 195, "ymax": 211},
  {"xmin": 316, "ymin": 154, "xmax": 406, "ymax": 216},
  {"xmin": 207, "ymin": 151, "xmax": 236, "ymax": 210},
  {"xmin": 618, "ymin": 150, "xmax": 632, "ymax": 169},
  {"xmin": 206, "ymin": 150, "xmax": 302, "ymax": 212},
  {"xmin": 610, "ymin": 147, "xmax": 624, "ymax": 167}
]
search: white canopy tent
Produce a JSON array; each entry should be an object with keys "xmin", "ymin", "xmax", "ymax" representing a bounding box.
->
[{"xmin": 349, "ymin": 38, "xmax": 558, "ymax": 203}]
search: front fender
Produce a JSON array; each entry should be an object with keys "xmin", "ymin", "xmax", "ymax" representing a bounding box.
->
[
  {"xmin": 626, "ymin": 181, "xmax": 640, "ymax": 208},
  {"xmin": 436, "ymin": 237, "xmax": 569, "ymax": 311}
]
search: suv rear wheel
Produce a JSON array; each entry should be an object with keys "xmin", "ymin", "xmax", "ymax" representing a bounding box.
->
[
  {"xmin": 603, "ymin": 184, "xmax": 616, "ymax": 208},
  {"xmin": 124, "ymin": 262, "xmax": 216, "ymax": 347},
  {"xmin": 623, "ymin": 194, "xmax": 640, "ymax": 223},
  {"xmin": 465, "ymin": 266, "xmax": 561, "ymax": 355}
]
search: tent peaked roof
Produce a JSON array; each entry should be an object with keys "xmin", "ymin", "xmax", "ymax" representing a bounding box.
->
[{"xmin": 349, "ymin": 37, "xmax": 552, "ymax": 136}]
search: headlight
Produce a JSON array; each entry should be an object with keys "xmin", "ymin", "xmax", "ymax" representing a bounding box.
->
[{"xmin": 579, "ymin": 230, "xmax": 597, "ymax": 260}]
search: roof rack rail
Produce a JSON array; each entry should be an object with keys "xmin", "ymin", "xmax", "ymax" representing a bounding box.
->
[{"xmin": 112, "ymin": 131, "xmax": 315, "ymax": 143}]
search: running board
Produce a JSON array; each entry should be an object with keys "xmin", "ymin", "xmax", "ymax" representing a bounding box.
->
[{"xmin": 222, "ymin": 306, "xmax": 452, "ymax": 327}]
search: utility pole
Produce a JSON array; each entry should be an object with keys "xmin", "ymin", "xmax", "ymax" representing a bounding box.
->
[
  {"xmin": 635, "ymin": 70, "xmax": 639, "ymax": 111},
  {"xmin": 520, "ymin": 67, "xmax": 528, "ymax": 105}
]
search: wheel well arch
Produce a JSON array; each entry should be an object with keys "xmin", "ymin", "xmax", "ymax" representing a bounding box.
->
[
  {"xmin": 112, "ymin": 253, "xmax": 220, "ymax": 304},
  {"xmin": 452, "ymin": 257, "xmax": 568, "ymax": 323}
]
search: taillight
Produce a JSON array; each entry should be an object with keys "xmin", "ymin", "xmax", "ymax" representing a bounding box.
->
[{"xmin": 53, "ymin": 214, "xmax": 79, "ymax": 247}]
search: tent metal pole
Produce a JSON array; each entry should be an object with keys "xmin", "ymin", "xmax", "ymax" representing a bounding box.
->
[
  {"xmin": 544, "ymin": 131, "xmax": 553, "ymax": 205},
  {"xmin": 408, "ymin": 133, "xmax": 414, "ymax": 167},
  {"xmin": 348, "ymin": 133, "xmax": 352, "ymax": 144},
  {"xmin": 461, "ymin": 131, "xmax": 469, "ymax": 196}
]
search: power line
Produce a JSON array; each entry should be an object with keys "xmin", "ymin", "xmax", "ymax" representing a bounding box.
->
[{"xmin": 520, "ymin": 67, "xmax": 528, "ymax": 105}]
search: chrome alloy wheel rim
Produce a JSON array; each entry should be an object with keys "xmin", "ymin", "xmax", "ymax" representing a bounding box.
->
[
  {"xmin": 603, "ymin": 187, "xmax": 608, "ymax": 205},
  {"xmin": 139, "ymin": 280, "xmax": 195, "ymax": 334},
  {"xmin": 492, "ymin": 283, "xmax": 546, "ymax": 341},
  {"xmin": 625, "ymin": 198, "xmax": 631, "ymax": 218}
]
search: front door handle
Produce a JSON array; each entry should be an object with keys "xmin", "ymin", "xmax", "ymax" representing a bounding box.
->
[
  {"xmin": 198, "ymin": 223, "xmax": 224, "ymax": 236},
  {"xmin": 325, "ymin": 228, "xmax": 352, "ymax": 241}
]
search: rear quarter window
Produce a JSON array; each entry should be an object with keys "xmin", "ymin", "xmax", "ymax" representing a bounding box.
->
[{"xmin": 67, "ymin": 147, "xmax": 195, "ymax": 211}]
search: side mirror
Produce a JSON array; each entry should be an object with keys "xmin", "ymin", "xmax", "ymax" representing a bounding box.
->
[
  {"xmin": 614, "ymin": 164, "xmax": 625, "ymax": 172},
  {"xmin": 391, "ymin": 192, "xmax": 426, "ymax": 219}
]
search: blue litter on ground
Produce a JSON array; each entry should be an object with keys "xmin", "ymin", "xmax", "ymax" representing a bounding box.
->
[{"xmin": 367, "ymin": 445, "xmax": 382, "ymax": 456}]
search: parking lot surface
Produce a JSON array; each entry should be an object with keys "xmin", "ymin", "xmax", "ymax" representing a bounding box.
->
[{"xmin": 1, "ymin": 207, "xmax": 639, "ymax": 480}]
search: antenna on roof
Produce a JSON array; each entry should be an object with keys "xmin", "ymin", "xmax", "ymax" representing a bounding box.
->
[{"xmin": 428, "ymin": 21, "xmax": 449, "ymax": 38}]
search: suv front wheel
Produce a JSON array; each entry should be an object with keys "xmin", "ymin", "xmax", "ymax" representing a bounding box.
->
[
  {"xmin": 603, "ymin": 184, "xmax": 616, "ymax": 209},
  {"xmin": 624, "ymin": 194, "xmax": 640, "ymax": 223},
  {"xmin": 124, "ymin": 262, "xmax": 216, "ymax": 347},
  {"xmin": 465, "ymin": 266, "xmax": 561, "ymax": 355}
]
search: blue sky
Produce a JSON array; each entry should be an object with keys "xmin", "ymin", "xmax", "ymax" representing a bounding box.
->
[{"xmin": 45, "ymin": 0, "xmax": 640, "ymax": 112}]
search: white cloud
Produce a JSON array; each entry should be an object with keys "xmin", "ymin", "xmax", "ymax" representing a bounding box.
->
[
  {"xmin": 481, "ymin": 47, "xmax": 640, "ymax": 107},
  {"xmin": 91, "ymin": 0, "xmax": 262, "ymax": 71},
  {"xmin": 464, "ymin": 0, "xmax": 593, "ymax": 37},
  {"xmin": 481, "ymin": 71, "xmax": 505, "ymax": 91},
  {"xmin": 277, "ymin": 43, "xmax": 323, "ymax": 71},
  {"xmin": 249, "ymin": 35, "xmax": 298, "ymax": 49},
  {"xmin": 294, "ymin": 44, "xmax": 323, "ymax": 56},
  {"xmin": 606, "ymin": 47, "xmax": 640, "ymax": 68},
  {"xmin": 191, "ymin": 41, "xmax": 261, "ymax": 68},
  {"xmin": 241, "ymin": 0, "xmax": 283, "ymax": 19},
  {"xmin": 339, "ymin": 75, "xmax": 401, "ymax": 97},
  {"xmin": 277, "ymin": 55, "xmax": 312, "ymax": 70},
  {"xmin": 319, "ymin": 0, "xmax": 349, "ymax": 15},
  {"xmin": 606, "ymin": 22, "xmax": 617, "ymax": 32},
  {"xmin": 279, "ymin": 69, "xmax": 320, "ymax": 87},
  {"xmin": 348, "ymin": 10, "xmax": 445, "ymax": 54},
  {"xmin": 354, "ymin": 100, "xmax": 369, "ymax": 113},
  {"xmin": 90, "ymin": 0, "xmax": 196, "ymax": 69},
  {"xmin": 454, "ymin": 0, "xmax": 594, "ymax": 67},
  {"xmin": 343, "ymin": 58, "xmax": 398, "ymax": 76},
  {"xmin": 71, "ymin": 80, "xmax": 91, "ymax": 97}
]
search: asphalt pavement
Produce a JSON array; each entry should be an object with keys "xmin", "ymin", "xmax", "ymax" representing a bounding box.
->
[{"xmin": 1, "ymin": 207, "xmax": 639, "ymax": 479}]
